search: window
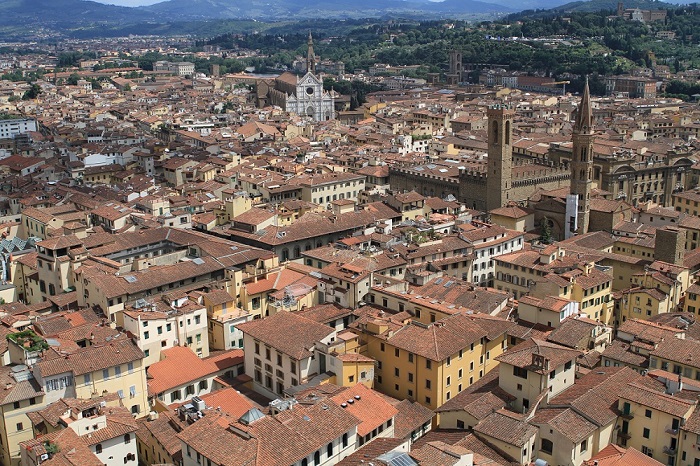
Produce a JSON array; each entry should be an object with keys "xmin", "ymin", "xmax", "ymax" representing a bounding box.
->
[
  {"xmin": 645, "ymin": 409, "xmax": 652, "ymax": 418},
  {"xmin": 128, "ymin": 362, "xmax": 134, "ymax": 374},
  {"xmin": 395, "ymin": 348, "xmax": 400, "ymax": 357},
  {"xmin": 426, "ymin": 360, "xmax": 432, "ymax": 370},
  {"xmin": 564, "ymin": 361, "xmax": 572, "ymax": 371},
  {"xmin": 513, "ymin": 366, "xmax": 528, "ymax": 379},
  {"xmin": 115, "ymin": 365, "xmax": 122, "ymax": 377},
  {"xmin": 408, "ymin": 353, "xmax": 414, "ymax": 363},
  {"xmin": 425, "ymin": 380, "xmax": 431, "ymax": 389},
  {"xmin": 144, "ymin": 331, "xmax": 150, "ymax": 340},
  {"xmin": 425, "ymin": 396, "xmax": 431, "ymax": 405},
  {"xmin": 394, "ymin": 368, "xmax": 400, "ymax": 377},
  {"xmin": 96, "ymin": 444, "xmax": 102, "ymax": 454},
  {"xmin": 124, "ymin": 434, "xmax": 131, "ymax": 444},
  {"xmin": 103, "ymin": 369, "xmax": 110, "ymax": 380},
  {"xmin": 457, "ymin": 420, "xmax": 465, "ymax": 429},
  {"xmin": 342, "ymin": 433, "xmax": 348, "ymax": 448},
  {"xmin": 580, "ymin": 439, "xmax": 587, "ymax": 453},
  {"xmin": 541, "ymin": 438, "xmax": 553, "ymax": 454},
  {"xmin": 13, "ymin": 402, "xmax": 19, "ymax": 409},
  {"xmin": 643, "ymin": 428, "xmax": 650, "ymax": 439},
  {"xmin": 446, "ymin": 376, "xmax": 451, "ymax": 386},
  {"xmin": 166, "ymin": 323, "xmax": 172, "ymax": 332},
  {"xmin": 16, "ymin": 422, "xmax": 22, "ymax": 431},
  {"xmin": 130, "ymin": 386, "xmax": 136, "ymax": 397}
]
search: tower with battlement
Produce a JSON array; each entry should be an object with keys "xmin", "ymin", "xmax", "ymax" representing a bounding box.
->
[
  {"xmin": 569, "ymin": 79, "xmax": 594, "ymax": 235},
  {"xmin": 486, "ymin": 104, "xmax": 515, "ymax": 212}
]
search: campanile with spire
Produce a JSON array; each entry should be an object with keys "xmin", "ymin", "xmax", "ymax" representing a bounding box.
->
[
  {"xmin": 570, "ymin": 79, "xmax": 594, "ymax": 235},
  {"xmin": 306, "ymin": 32, "xmax": 316, "ymax": 74}
]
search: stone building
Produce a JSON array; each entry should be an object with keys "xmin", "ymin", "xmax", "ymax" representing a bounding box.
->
[{"xmin": 389, "ymin": 106, "xmax": 571, "ymax": 211}]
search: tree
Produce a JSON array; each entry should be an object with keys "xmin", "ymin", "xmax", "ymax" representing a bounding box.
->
[
  {"xmin": 540, "ymin": 217, "xmax": 554, "ymax": 244},
  {"xmin": 22, "ymin": 84, "xmax": 41, "ymax": 100},
  {"xmin": 66, "ymin": 73, "xmax": 80, "ymax": 86}
]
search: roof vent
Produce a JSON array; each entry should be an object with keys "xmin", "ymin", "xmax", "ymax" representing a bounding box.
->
[
  {"xmin": 341, "ymin": 402, "xmax": 347, "ymax": 408},
  {"xmin": 347, "ymin": 399, "xmax": 354, "ymax": 404},
  {"xmin": 354, "ymin": 395, "xmax": 361, "ymax": 400}
]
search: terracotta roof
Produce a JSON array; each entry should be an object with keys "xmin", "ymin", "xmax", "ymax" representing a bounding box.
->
[
  {"xmin": 147, "ymin": 346, "xmax": 243, "ymax": 396},
  {"xmin": 330, "ymin": 384, "xmax": 398, "ymax": 437},
  {"xmin": 473, "ymin": 409, "xmax": 537, "ymax": 447},
  {"xmin": 583, "ymin": 444, "xmax": 664, "ymax": 466},
  {"xmin": 495, "ymin": 338, "xmax": 581, "ymax": 374},
  {"xmin": 237, "ymin": 311, "xmax": 334, "ymax": 360},
  {"xmin": 36, "ymin": 337, "xmax": 144, "ymax": 377}
]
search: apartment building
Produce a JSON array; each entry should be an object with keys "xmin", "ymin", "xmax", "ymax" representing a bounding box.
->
[
  {"xmin": 148, "ymin": 347, "xmax": 243, "ymax": 407},
  {"xmin": 0, "ymin": 365, "xmax": 45, "ymax": 466},
  {"xmin": 122, "ymin": 293, "xmax": 210, "ymax": 365},
  {"xmin": 351, "ymin": 310, "xmax": 511, "ymax": 410},
  {"xmin": 238, "ymin": 311, "xmax": 337, "ymax": 399},
  {"xmin": 616, "ymin": 373, "xmax": 695, "ymax": 465},
  {"xmin": 177, "ymin": 404, "xmax": 359, "ymax": 466},
  {"xmin": 495, "ymin": 338, "xmax": 581, "ymax": 413},
  {"xmin": 32, "ymin": 337, "xmax": 149, "ymax": 417},
  {"xmin": 459, "ymin": 223, "xmax": 524, "ymax": 287}
]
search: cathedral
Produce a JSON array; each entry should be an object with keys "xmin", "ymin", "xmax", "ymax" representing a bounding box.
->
[{"xmin": 266, "ymin": 33, "xmax": 335, "ymax": 121}]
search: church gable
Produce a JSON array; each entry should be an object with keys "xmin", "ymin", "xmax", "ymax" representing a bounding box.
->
[{"xmin": 298, "ymin": 72, "xmax": 322, "ymax": 86}]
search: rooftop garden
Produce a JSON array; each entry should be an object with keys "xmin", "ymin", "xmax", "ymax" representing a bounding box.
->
[{"xmin": 7, "ymin": 330, "xmax": 49, "ymax": 353}]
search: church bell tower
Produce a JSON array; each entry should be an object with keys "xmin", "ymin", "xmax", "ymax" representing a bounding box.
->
[
  {"xmin": 569, "ymin": 78, "xmax": 594, "ymax": 235},
  {"xmin": 486, "ymin": 104, "xmax": 514, "ymax": 212}
]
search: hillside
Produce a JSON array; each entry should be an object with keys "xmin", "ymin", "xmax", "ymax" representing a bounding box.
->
[
  {"xmin": 140, "ymin": 0, "xmax": 513, "ymax": 21},
  {"xmin": 0, "ymin": 0, "xmax": 152, "ymax": 27}
]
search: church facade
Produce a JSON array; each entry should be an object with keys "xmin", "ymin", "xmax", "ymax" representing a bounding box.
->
[{"xmin": 266, "ymin": 33, "xmax": 335, "ymax": 122}]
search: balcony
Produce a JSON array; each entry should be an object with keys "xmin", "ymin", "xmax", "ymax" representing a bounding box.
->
[
  {"xmin": 663, "ymin": 446, "xmax": 676, "ymax": 455},
  {"xmin": 618, "ymin": 431, "xmax": 631, "ymax": 440},
  {"xmin": 618, "ymin": 410, "xmax": 634, "ymax": 420},
  {"xmin": 665, "ymin": 426, "xmax": 679, "ymax": 436}
]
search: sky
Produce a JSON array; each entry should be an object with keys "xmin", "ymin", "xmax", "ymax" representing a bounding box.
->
[{"xmin": 92, "ymin": 0, "xmax": 162, "ymax": 6}]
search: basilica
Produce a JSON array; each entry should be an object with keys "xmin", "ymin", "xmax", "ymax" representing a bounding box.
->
[{"xmin": 266, "ymin": 33, "xmax": 335, "ymax": 121}]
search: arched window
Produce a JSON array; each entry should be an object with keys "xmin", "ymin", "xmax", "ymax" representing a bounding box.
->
[
  {"xmin": 281, "ymin": 249, "xmax": 289, "ymax": 262},
  {"xmin": 505, "ymin": 120, "xmax": 511, "ymax": 145},
  {"xmin": 96, "ymin": 444, "xmax": 102, "ymax": 454},
  {"xmin": 302, "ymin": 459, "xmax": 308, "ymax": 466},
  {"xmin": 293, "ymin": 246, "xmax": 301, "ymax": 259},
  {"xmin": 314, "ymin": 451, "xmax": 320, "ymax": 465}
]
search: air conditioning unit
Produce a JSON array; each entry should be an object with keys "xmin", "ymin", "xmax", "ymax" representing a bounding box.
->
[{"xmin": 40, "ymin": 454, "xmax": 49, "ymax": 461}]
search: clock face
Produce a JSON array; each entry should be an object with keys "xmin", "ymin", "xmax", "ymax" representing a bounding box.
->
[{"xmin": 306, "ymin": 87, "xmax": 314, "ymax": 95}]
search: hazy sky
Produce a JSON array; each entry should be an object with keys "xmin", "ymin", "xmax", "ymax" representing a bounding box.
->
[{"xmin": 92, "ymin": 0, "xmax": 162, "ymax": 6}]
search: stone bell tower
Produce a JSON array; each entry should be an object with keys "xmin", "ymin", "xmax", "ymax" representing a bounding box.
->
[{"xmin": 486, "ymin": 104, "xmax": 515, "ymax": 212}]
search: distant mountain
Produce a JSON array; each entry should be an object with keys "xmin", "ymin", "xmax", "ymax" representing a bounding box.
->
[
  {"xmin": 0, "ymin": 0, "xmax": 152, "ymax": 27},
  {"xmin": 487, "ymin": 0, "xmax": 677, "ymax": 11},
  {"xmin": 139, "ymin": 0, "xmax": 513, "ymax": 20},
  {"xmin": 549, "ymin": 0, "xmax": 676, "ymax": 13}
]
